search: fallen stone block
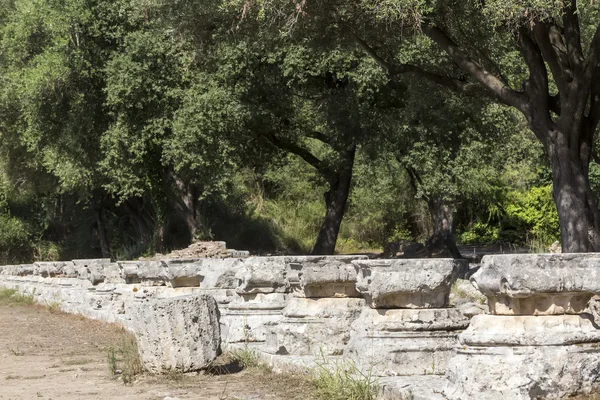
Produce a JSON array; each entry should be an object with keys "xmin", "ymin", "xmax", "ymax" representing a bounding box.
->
[{"xmin": 131, "ymin": 293, "xmax": 221, "ymax": 373}]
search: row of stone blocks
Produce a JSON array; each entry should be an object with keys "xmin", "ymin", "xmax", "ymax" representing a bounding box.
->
[{"xmin": 3, "ymin": 254, "xmax": 600, "ymax": 398}]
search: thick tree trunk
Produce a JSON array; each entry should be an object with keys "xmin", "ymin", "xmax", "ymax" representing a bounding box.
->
[
  {"xmin": 171, "ymin": 172, "xmax": 199, "ymax": 240},
  {"xmin": 311, "ymin": 147, "xmax": 356, "ymax": 255},
  {"xmin": 95, "ymin": 208, "xmax": 111, "ymax": 259},
  {"xmin": 547, "ymin": 128, "xmax": 600, "ymax": 252},
  {"xmin": 425, "ymin": 199, "xmax": 462, "ymax": 259}
]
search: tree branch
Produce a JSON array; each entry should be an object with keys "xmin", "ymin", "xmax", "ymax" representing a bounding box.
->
[
  {"xmin": 518, "ymin": 26, "xmax": 549, "ymax": 100},
  {"xmin": 422, "ymin": 23, "xmax": 527, "ymax": 112},
  {"xmin": 398, "ymin": 159, "xmax": 430, "ymax": 202},
  {"xmin": 533, "ymin": 22, "xmax": 568, "ymax": 96},
  {"xmin": 547, "ymin": 24, "xmax": 573, "ymax": 81},
  {"xmin": 350, "ymin": 30, "xmax": 469, "ymax": 93},
  {"xmin": 549, "ymin": 93, "xmax": 561, "ymax": 115},
  {"xmin": 306, "ymin": 130, "xmax": 331, "ymax": 144},
  {"xmin": 563, "ymin": 0, "xmax": 584, "ymax": 72},
  {"xmin": 517, "ymin": 26, "xmax": 555, "ymax": 134},
  {"xmin": 266, "ymin": 134, "xmax": 333, "ymax": 177}
]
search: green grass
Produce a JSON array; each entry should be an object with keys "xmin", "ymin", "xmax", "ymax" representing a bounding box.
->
[
  {"xmin": 230, "ymin": 346, "xmax": 261, "ymax": 369},
  {"xmin": 311, "ymin": 355, "xmax": 379, "ymax": 400},
  {"xmin": 0, "ymin": 288, "xmax": 35, "ymax": 306}
]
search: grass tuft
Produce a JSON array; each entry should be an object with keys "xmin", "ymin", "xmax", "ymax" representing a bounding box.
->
[
  {"xmin": 230, "ymin": 346, "xmax": 261, "ymax": 369},
  {"xmin": 107, "ymin": 334, "xmax": 143, "ymax": 384},
  {"xmin": 0, "ymin": 288, "xmax": 35, "ymax": 306},
  {"xmin": 311, "ymin": 354, "xmax": 379, "ymax": 400}
]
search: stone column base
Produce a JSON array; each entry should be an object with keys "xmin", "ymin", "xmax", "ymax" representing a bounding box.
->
[
  {"xmin": 346, "ymin": 308, "xmax": 468, "ymax": 376},
  {"xmin": 265, "ymin": 297, "xmax": 364, "ymax": 356},
  {"xmin": 444, "ymin": 344, "xmax": 600, "ymax": 399}
]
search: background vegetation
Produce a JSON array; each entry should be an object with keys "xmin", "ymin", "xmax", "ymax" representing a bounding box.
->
[{"xmin": 2, "ymin": 0, "xmax": 597, "ymax": 262}]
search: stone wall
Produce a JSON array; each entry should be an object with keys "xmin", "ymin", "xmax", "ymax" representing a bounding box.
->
[{"xmin": 3, "ymin": 254, "xmax": 600, "ymax": 399}]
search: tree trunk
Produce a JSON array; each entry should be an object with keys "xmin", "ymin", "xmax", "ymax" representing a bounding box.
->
[
  {"xmin": 122, "ymin": 198, "xmax": 154, "ymax": 242},
  {"xmin": 95, "ymin": 208, "xmax": 111, "ymax": 259},
  {"xmin": 170, "ymin": 172, "xmax": 199, "ymax": 240},
  {"xmin": 311, "ymin": 146, "xmax": 356, "ymax": 255},
  {"xmin": 425, "ymin": 199, "xmax": 462, "ymax": 259},
  {"xmin": 546, "ymin": 128, "xmax": 600, "ymax": 252}
]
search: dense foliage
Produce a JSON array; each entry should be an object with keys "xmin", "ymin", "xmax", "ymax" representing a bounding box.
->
[{"xmin": 3, "ymin": 0, "xmax": 597, "ymax": 262}]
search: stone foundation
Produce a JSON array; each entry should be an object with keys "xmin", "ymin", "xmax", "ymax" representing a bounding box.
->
[
  {"xmin": 5, "ymin": 253, "xmax": 600, "ymax": 399},
  {"xmin": 347, "ymin": 259, "xmax": 469, "ymax": 376},
  {"xmin": 445, "ymin": 253, "xmax": 600, "ymax": 399}
]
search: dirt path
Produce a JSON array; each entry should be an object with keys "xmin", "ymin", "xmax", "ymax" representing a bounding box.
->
[{"xmin": 0, "ymin": 304, "xmax": 312, "ymax": 400}]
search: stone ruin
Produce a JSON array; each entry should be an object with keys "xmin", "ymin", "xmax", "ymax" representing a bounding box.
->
[{"xmin": 2, "ymin": 252, "xmax": 600, "ymax": 399}]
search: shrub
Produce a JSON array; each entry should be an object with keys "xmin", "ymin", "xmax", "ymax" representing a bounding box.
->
[
  {"xmin": 458, "ymin": 185, "xmax": 559, "ymax": 247},
  {"xmin": 458, "ymin": 221, "xmax": 499, "ymax": 245},
  {"xmin": 500, "ymin": 185, "xmax": 559, "ymax": 246},
  {"xmin": 0, "ymin": 214, "xmax": 32, "ymax": 264}
]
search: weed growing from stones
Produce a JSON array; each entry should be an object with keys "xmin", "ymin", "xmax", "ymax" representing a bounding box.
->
[
  {"xmin": 312, "ymin": 353, "xmax": 378, "ymax": 400},
  {"xmin": 106, "ymin": 334, "xmax": 143, "ymax": 384},
  {"xmin": 230, "ymin": 346, "xmax": 261, "ymax": 369}
]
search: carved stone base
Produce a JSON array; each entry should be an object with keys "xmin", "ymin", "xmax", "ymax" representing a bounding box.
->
[
  {"xmin": 461, "ymin": 314, "xmax": 600, "ymax": 346},
  {"xmin": 265, "ymin": 297, "xmax": 364, "ymax": 355},
  {"xmin": 345, "ymin": 308, "xmax": 468, "ymax": 376},
  {"xmin": 444, "ymin": 344, "xmax": 600, "ymax": 400},
  {"xmin": 220, "ymin": 293, "xmax": 287, "ymax": 343}
]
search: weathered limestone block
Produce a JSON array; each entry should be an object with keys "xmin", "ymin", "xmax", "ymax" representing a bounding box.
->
[
  {"xmin": 286, "ymin": 255, "xmax": 367, "ymax": 297},
  {"xmin": 353, "ymin": 259, "xmax": 466, "ymax": 308},
  {"xmin": 461, "ymin": 314, "xmax": 600, "ymax": 346},
  {"xmin": 119, "ymin": 261, "xmax": 167, "ymax": 285},
  {"xmin": 221, "ymin": 292, "xmax": 287, "ymax": 343},
  {"xmin": 15, "ymin": 264, "xmax": 35, "ymax": 276},
  {"xmin": 446, "ymin": 254, "xmax": 600, "ymax": 399},
  {"xmin": 265, "ymin": 297, "xmax": 365, "ymax": 356},
  {"xmin": 248, "ymin": 256, "xmax": 367, "ymax": 354},
  {"xmin": 235, "ymin": 257, "xmax": 288, "ymax": 294},
  {"xmin": 162, "ymin": 259, "xmax": 203, "ymax": 287},
  {"xmin": 162, "ymin": 258, "xmax": 243, "ymax": 297},
  {"xmin": 474, "ymin": 253, "xmax": 600, "ymax": 315},
  {"xmin": 131, "ymin": 293, "xmax": 221, "ymax": 373},
  {"xmin": 224, "ymin": 256, "xmax": 367, "ymax": 345},
  {"xmin": 195, "ymin": 258, "xmax": 244, "ymax": 290},
  {"xmin": 346, "ymin": 308, "xmax": 469, "ymax": 376},
  {"xmin": 224, "ymin": 257, "xmax": 294, "ymax": 344},
  {"xmin": 72, "ymin": 259, "xmax": 113, "ymax": 285},
  {"xmin": 445, "ymin": 344, "xmax": 600, "ymax": 399},
  {"xmin": 299, "ymin": 265, "xmax": 359, "ymax": 298},
  {"xmin": 34, "ymin": 262, "xmax": 69, "ymax": 277}
]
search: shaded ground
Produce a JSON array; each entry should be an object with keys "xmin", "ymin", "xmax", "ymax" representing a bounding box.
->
[{"xmin": 0, "ymin": 304, "xmax": 313, "ymax": 400}]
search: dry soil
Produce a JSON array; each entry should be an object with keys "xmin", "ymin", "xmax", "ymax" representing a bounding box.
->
[{"xmin": 0, "ymin": 304, "xmax": 313, "ymax": 400}]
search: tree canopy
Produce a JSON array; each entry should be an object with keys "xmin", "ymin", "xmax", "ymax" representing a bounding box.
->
[{"xmin": 1, "ymin": 0, "xmax": 593, "ymax": 262}]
